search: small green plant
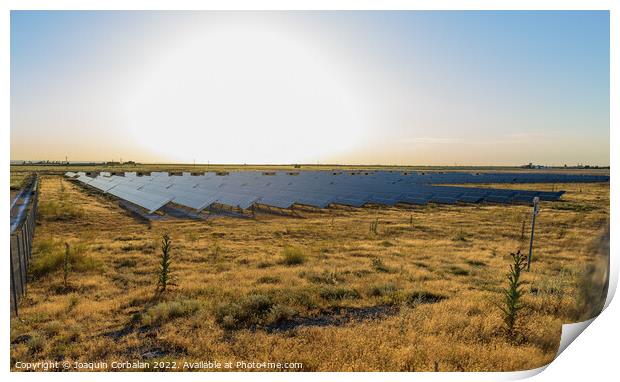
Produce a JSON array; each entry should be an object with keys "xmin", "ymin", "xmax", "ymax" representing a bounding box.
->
[
  {"xmin": 27, "ymin": 333, "xmax": 45, "ymax": 355},
  {"xmin": 498, "ymin": 250, "xmax": 527, "ymax": 341},
  {"xmin": 214, "ymin": 294, "xmax": 277, "ymax": 330},
  {"xmin": 319, "ymin": 286, "xmax": 361, "ymax": 301},
  {"xmin": 157, "ymin": 233, "xmax": 174, "ymax": 293},
  {"xmin": 409, "ymin": 214, "xmax": 414, "ymax": 228},
  {"xmin": 281, "ymin": 247, "xmax": 306, "ymax": 265}
]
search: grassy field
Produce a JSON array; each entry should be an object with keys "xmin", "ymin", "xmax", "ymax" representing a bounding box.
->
[{"xmin": 10, "ymin": 175, "xmax": 609, "ymax": 371}]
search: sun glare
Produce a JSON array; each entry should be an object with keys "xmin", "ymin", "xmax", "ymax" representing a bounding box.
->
[{"xmin": 126, "ymin": 20, "xmax": 368, "ymax": 163}]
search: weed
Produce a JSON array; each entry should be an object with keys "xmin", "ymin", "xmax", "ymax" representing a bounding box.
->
[
  {"xmin": 372, "ymin": 258, "xmax": 394, "ymax": 273},
  {"xmin": 369, "ymin": 283, "xmax": 398, "ymax": 297},
  {"xmin": 268, "ymin": 304, "xmax": 297, "ymax": 324},
  {"xmin": 551, "ymin": 202, "xmax": 597, "ymax": 212},
  {"xmin": 256, "ymin": 276, "xmax": 281, "ymax": 284},
  {"xmin": 27, "ymin": 333, "xmax": 45, "ymax": 355},
  {"xmin": 116, "ymin": 258, "xmax": 137, "ymax": 268},
  {"xmin": 446, "ymin": 265, "xmax": 469, "ymax": 276},
  {"xmin": 38, "ymin": 200, "xmax": 83, "ymax": 221},
  {"xmin": 157, "ymin": 234, "xmax": 174, "ymax": 293},
  {"xmin": 319, "ymin": 286, "xmax": 360, "ymax": 301},
  {"xmin": 30, "ymin": 240, "xmax": 99, "ymax": 279},
  {"xmin": 120, "ymin": 242, "xmax": 156, "ymax": 253},
  {"xmin": 141, "ymin": 300, "xmax": 200, "ymax": 327},
  {"xmin": 281, "ymin": 247, "xmax": 306, "ymax": 265},
  {"xmin": 214, "ymin": 294, "xmax": 276, "ymax": 330},
  {"xmin": 406, "ymin": 290, "xmax": 447, "ymax": 306},
  {"xmin": 464, "ymin": 259, "xmax": 487, "ymax": 267},
  {"xmin": 67, "ymin": 294, "xmax": 79, "ymax": 312},
  {"xmin": 498, "ymin": 250, "xmax": 527, "ymax": 342}
]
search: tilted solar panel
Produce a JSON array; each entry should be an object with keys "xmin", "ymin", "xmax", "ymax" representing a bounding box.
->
[
  {"xmin": 76, "ymin": 175, "xmax": 95, "ymax": 184},
  {"xmin": 71, "ymin": 170, "xmax": 608, "ymax": 213},
  {"xmin": 107, "ymin": 184, "xmax": 172, "ymax": 213}
]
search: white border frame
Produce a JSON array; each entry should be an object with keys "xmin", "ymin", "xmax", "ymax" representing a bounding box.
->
[{"xmin": 2, "ymin": 1, "xmax": 616, "ymax": 381}]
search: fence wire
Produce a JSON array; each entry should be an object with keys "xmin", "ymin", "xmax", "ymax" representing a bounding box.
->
[{"xmin": 10, "ymin": 175, "xmax": 38, "ymax": 317}]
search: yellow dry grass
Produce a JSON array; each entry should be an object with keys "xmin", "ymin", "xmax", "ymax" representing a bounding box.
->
[{"xmin": 10, "ymin": 175, "xmax": 609, "ymax": 371}]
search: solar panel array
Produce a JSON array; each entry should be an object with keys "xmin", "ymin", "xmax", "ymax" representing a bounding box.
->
[{"xmin": 66, "ymin": 170, "xmax": 609, "ymax": 214}]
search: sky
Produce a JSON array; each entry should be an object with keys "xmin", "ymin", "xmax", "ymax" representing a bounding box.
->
[{"xmin": 10, "ymin": 11, "xmax": 610, "ymax": 166}]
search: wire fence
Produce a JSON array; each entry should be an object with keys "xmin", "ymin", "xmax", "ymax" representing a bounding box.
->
[{"xmin": 10, "ymin": 175, "xmax": 39, "ymax": 317}]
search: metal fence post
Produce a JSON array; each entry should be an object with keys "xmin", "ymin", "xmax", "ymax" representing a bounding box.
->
[
  {"xmin": 9, "ymin": 174, "xmax": 39, "ymax": 316},
  {"xmin": 10, "ymin": 235, "xmax": 20, "ymax": 317},
  {"xmin": 527, "ymin": 197, "xmax": 540, "ymax": 271}
]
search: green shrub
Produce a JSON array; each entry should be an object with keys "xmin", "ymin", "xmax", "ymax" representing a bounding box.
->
[
  {"xmin": 465, "ymin": 259, "xmax": 487, "ymax": 267},
  {"xmin": 406, "ymin": 290, "xmax": 447, "ymax": 305},
  {"xmin": 369, "ymin": 283, "xmax": 398, "ymax": 297},
  {"xmin": 281, "ymin": 247, "xmax": 306, "ymax": 265},
  {"xmin": 446, "ymin": 265, "xmax": 470, "ymax": 276},
  {"xmin": 268, "ymin": 304, "xmax": 296, "ymax": 324},
  {"xmin": 319, "ymin": 286, "xmax": 360, "ymax": 301},
  {"xmin": 27, "ymin": 333, "xmax": 45, "ymax": 355},
  {"xmin": 551, "ymin": 202, "xmax": 597, "ymax": 212},
  {"xmin": 141, "ymin": 300, "xmax": 200, "ymax": 327},
  {"xmin": 120, "ymin": 241, "xmax": 156, "ymax": 253},
  {"xmin": 256, "ymin": 275, "xmax": 281, "ymax": 284},
  {"xmin": 214, "ymin": 294, "xmax": 276, "ymax": 330},
  {"xmin": 30, "ymin": 240, "xmax": 99, "ymax": 279},
  {"xmin": 38, "ymin": 200, "xmax": 84, "ymax": 221}
]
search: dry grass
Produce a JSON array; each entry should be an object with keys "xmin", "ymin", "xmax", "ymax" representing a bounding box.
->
[{"xmin": 10, "ymin": 175, "xmax": 609, "ymax": 371}]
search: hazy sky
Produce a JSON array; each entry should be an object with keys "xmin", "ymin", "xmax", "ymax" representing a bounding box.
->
[{"xmin": 11, "ymin": 11, "xmax": 609, "ymax": 165}]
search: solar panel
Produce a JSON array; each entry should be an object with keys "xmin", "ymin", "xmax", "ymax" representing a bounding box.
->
[
  {"xmin": 87, "ymin": 176, "xmax": 117, "ymax": 192},
  {"xmin": 107, "ymin": 184, "xmax": 172, "ymax": 213},
  {"xmin": 76, "ymin": 175, "xmax": 95, "ymax": 184},
  {"xmin": 70, "ymin": 170, "xmax": 607, "ymax": 212}
]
